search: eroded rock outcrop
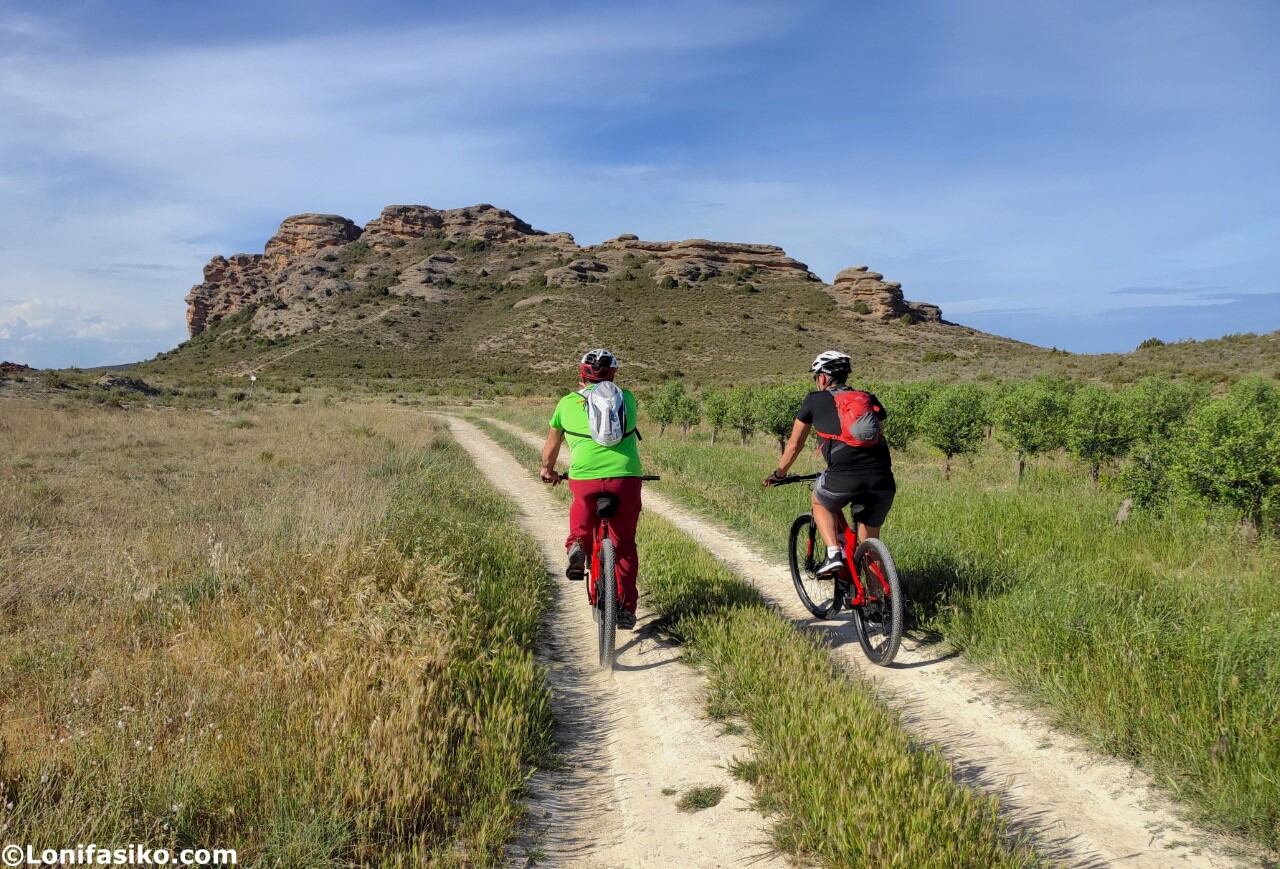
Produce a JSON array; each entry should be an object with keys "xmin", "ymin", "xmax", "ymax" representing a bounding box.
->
[
  {"xmin": 829, "ymin": 266, "xmax": 943, "ymax": 322},
  {"xmin": 182, "ymin": 202, "xmax": 944, "ymax": 338},
  {"xmin": 593, "ymin": 237, "xmax": 817, "ymax": 283}
]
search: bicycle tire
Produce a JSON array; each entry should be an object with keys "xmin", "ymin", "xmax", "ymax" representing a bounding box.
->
[
  {"xmin": 851, "ymin": 538, "xmax": 903, "ymax": 666},
  {"xmin": 788, "ymin": 514, "xmax": 835, "ymax": 618},
  {"xmin": 598, "ymin": 538, "xmax": 617, "ymax": 669}
]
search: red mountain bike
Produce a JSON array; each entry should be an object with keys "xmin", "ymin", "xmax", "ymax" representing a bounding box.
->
[
  {"xmin": 773, "ymin": 474, "xmax": 903, "ymax": 666},
  {"xmin": 556, "ymin": 473, "xmax": 661, "ymax": 669}
]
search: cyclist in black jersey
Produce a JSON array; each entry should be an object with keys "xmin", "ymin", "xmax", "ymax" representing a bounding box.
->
[{"xmin": 763, "ymin": 351, "xmax": 896, "ymax": 576}]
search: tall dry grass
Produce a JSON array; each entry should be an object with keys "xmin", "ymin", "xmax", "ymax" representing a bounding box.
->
[{"xmin": 0, "ymin": 401, "xmax": 551, "ymax": 865}]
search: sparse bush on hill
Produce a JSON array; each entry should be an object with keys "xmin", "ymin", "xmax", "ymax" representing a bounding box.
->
[
  {"xmin": 1137, "ymin": 336, "xmax": 1166, "ymax": 350},
  {"xmin": 920, "ymin": 384, "xmax": 987, "ymax": 479}
]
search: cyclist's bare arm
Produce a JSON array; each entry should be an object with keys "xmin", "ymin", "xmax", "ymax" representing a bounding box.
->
[
  {"xmin": 774, "ymin": 420, "xmax": 811, "ymax": 476},
  {"xmin": 540, "ymin": 428, "xmax": 565, "ymax": 484}
]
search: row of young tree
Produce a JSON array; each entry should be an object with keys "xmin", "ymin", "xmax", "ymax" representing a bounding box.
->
[{"xmin": 645, "ymin": 376, "xmax": 1280, "ymax": 531}]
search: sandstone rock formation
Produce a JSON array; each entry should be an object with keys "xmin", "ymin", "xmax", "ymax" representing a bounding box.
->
[
  {"xmin": 182, "ymin": 202, "xmax": 944, "ymax": 338},
  {"xmin": 1, "ymin": 361, "xmax": 34, "ymax": 374},
  {"xmin": 829, "ymin": 266, "xmax": 943, "ymax": 322},
  {"xmin": 263, "ymin": 214, "xmax": 361, "ymax": 270},
  {"xmin": 592, "ymin": 237, "xmax": 817, "ymax": 283}
]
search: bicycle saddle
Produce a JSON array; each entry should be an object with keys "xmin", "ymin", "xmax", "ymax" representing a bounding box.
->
[{"xmin": 595, "ymin": 494, "xmax": 620, "ymax": 518}]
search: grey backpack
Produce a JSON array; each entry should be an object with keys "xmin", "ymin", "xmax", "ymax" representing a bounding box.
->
[{"xmin": 578, "ymin": 382, "xmax": 630, "ymax": 447}]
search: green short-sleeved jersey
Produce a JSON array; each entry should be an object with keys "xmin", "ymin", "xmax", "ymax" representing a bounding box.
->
[{"xmin": 550, "ymin": 386, "xmax": 643, "ymax": 480}]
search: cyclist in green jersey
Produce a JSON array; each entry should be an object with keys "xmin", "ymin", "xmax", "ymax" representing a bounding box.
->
[{"xmin": 540, "ymin": 349, "xmax": 644, "ymax": 630}]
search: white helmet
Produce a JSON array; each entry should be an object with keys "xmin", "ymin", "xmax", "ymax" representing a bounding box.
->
[{"xmin": 810, "ymin": 350, "xmax": 851, "ymax": 378}]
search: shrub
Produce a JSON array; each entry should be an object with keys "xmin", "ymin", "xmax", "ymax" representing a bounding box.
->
[
  {"xmin": 1137, "ymin": 337, "xmax": 1166, "ymax": 350},
  {"xmin": 851, "ymin": 301, "xmax": 871, "ymax": 315},
  {"xmin": 922, "ymin": 350, "xmax": 957, "ymax": 363},
  {"xmin": 920, "ymin": 384, "xmax": 988, "ymax": 479},
  {"xmin": 1169, "ymin": 376, "xmax": 1280, "ymax": 530},
  {"xmin": 703, "ymin": 389, "xmax": 730, "ymax": 444},
  {"xmin": 659, "ymin": 276, "xmax": 678, "ymax": 289},
  {"xmin": 1064, "ymin": 385, "xmax": 1131, "ymax": 484},
  {"xmin": 753, "ymin": 383, "xmax": 809, "ymax": 452},
  {"xmin": 876, "ymin": 381, "xmax": 935, "ymax": 451},
  {"xmin": 994, "ymin": 378, "xmax": 1071, "ymax": 480},
  {"xmin": 674, "ymin": 391, "xmax": 702, "ymax": 435},
  {"xmin": 649, "ymin": 381, "xmax": 686, "ymax": 435},
  {"xmin": 725, "ymin": 386, "xmax": 758, "ymax": 445}
]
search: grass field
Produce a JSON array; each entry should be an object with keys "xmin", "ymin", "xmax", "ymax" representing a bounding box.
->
[
  {"xmin": 0, "ymin": 402, "xmax": 552, "ymax": 865},
  {"xmin": 487, "ymin": 400, "xmax": 1280, "ymax": 849},
  {"xmin": 473, "ymin": 419, "xmax": 1039, "ymax": 867}
]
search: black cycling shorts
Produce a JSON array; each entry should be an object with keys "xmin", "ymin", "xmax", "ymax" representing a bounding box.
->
[{"xmin": 813, "ymin": 470, "xmax": 896, "ymax": 527}]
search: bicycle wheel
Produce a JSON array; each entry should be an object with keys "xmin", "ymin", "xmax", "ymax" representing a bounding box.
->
[
  {"xmin": 597, "ymin": 538, "xmax": 617, "ymax": 669},
  {"xmin": 851, "ymin": 538, "xmax": 903, "ymax": 666},
  {"xmin": 788, "ymin": 514, "xmax": 835, "ymax": 618}
]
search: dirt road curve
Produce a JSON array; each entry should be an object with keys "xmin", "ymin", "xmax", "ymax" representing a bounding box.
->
[
  {"xmin": 484, "ymin": 416, "xmax": 1263, "ymax": 869},
  {"xmin": 444, "ymin": 417, "xmax": 783, "ymax": 869}
]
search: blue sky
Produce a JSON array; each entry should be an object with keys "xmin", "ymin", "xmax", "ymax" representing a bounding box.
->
[{"xmin": 1, "ymin": 0, "xmax": 1277, "ymax": 367}]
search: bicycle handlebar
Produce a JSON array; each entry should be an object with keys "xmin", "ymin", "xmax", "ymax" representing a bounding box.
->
[{"xmin": 771, "ymin": 473, "xmax": 821, "ymax": 486}]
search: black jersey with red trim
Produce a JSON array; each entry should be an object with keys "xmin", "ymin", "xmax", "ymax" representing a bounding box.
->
[{"xmin": 796, "ymin": 389, "xmax": 893, "ymax": 477}]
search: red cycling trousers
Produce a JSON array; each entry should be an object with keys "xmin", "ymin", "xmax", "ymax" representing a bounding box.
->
[{"xmin": 566, "ymin": 476, "xmax": 642, "ymax": 614}]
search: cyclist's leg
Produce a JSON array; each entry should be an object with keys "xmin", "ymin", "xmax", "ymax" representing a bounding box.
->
[
  {"xmin": 811, "ymin": 490, "xmax": 841, "ymax": 549},
  {"xmin": 565, "ymin": 478, "xmax": 601, "ymax": 551},
  {"xmin": 811, "ymin": 472, "xmax": 852, "ymax": 549},
  {"xmin": 604, "ymin": 477, "xmax": 642, "ymax": 614}
]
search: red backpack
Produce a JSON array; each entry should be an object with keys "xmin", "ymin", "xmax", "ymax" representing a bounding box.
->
[{"xmin": 814, "ymin": 388, "xmax": 883, "ymax": 448}]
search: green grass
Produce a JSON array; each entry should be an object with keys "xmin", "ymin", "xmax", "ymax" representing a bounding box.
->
[
  {"xmin": 486, "ymin": 402, "xmax": 1280, "ymax": 850},
  {"xmin": 470, "ymin": 418, "xmax": 1037, "ymax": 867},
  {"xmin": 676, "ymin": 786, "xmax": 725, "ymax": 813}
]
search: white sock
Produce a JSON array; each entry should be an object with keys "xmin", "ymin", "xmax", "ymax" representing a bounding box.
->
[{"xmin": 826, "ymin": 546, "xmax": 841, "ymax": 560}]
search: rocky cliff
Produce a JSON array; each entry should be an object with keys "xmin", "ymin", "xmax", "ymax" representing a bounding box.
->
[{"xmin": 183, "ymin": 203, "xmax": 944, "ymax": 337}]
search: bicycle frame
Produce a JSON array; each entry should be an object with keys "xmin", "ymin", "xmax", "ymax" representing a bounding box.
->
[
  {"xmin": 796, "ymin": 490, "xmax": 891, "ymax": 608},
  {"xmin": 586, "ymin": 516, "xmax": 614, "ymax": 608}
]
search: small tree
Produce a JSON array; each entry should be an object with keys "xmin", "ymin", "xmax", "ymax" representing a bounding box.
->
[
  {"xmin": 876, "ymin": 381, "xmax": 935, "ymax": 451},
  {"xmin": 1065, "ymin": 385, "xmax": 1132, "ymax": 484},
  {"xmin": 703, "ymin": 389, "xmax": 730, "ymax": 445},
  {"xmin": 995, "ymin": 379, "xmax": 1070, "ymax": 481},
  {"xmin": 1122, "ymin": 376, "xmax": 1200, "ymax": 444},
  {"xmin": 674, "ymin": 391, "xmax": 702, "ymax": 436},
  {"xmin": 920, "ymin": 384, "xmax": 987, "ymax": 480},
  {"xmin": 754, "ymin": 383, "xmax": 809, "ymax": 452},
  {"xmin": 649, "ymin": 381, "xmax": 685, "ymax": 435},
  {"xmin": 1170, "ymin": 376, "xmax": 1280, "ymax": 531},
  {"xmin": 726, "ymin": 386, "xmax": 757, "ymax": 445}
]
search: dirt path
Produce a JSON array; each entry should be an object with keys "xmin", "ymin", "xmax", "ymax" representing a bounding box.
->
[
  {"xmin": 443, "ymin": 417, "xmax": 783, "ymax": 869},
  {"xmin": 486, "ymin": 417, "xmax": 1263, "ymax": 869}
]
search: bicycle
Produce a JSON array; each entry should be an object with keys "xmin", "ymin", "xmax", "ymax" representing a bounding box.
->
[
  {"xmin": 771, "ymin": 473, "xmax": 903, "ymax": 666},
  {"xmin": 555, "ymin": 473, "xmax": 661, "ymax": 669}
]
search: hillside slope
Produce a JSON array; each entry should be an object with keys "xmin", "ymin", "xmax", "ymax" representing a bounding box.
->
[{"xmin": 138, "ymin": 204, "xmax": 1278, "ymax": 388}]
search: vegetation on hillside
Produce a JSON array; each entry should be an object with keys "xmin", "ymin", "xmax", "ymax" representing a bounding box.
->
[{"xmin": 0, "ymin": 403, "xmax": 553, "ymax": 864}]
